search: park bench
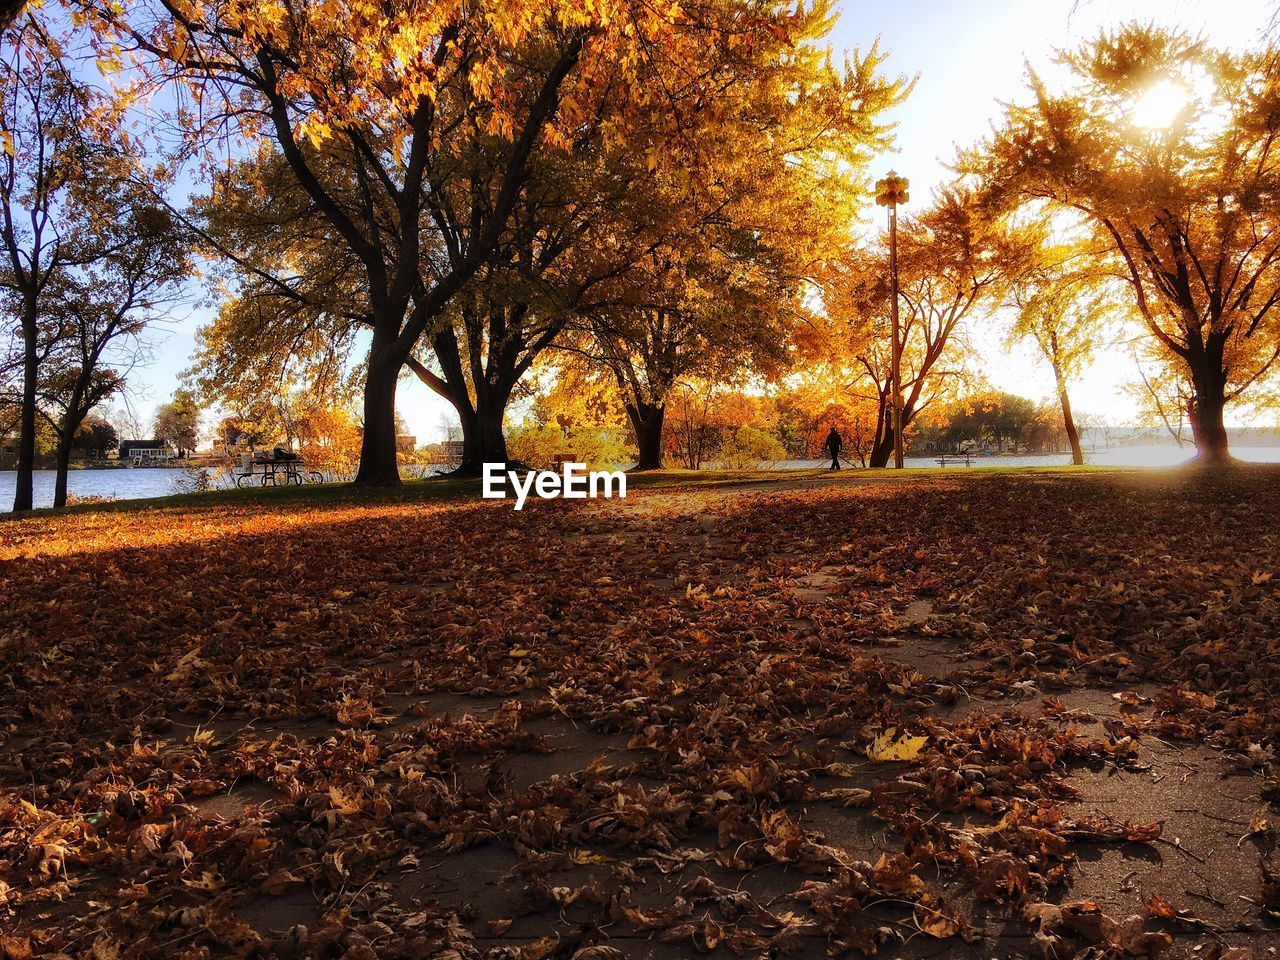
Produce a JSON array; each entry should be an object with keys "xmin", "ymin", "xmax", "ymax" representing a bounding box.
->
[
  {"xmin": 936, "ymin": 454, "xmax": 973, "ymax": 467},
  {"xmin": 551, "ymin": 451, "xmax": 579, "ymax": 468},
  {"xmin": 234, "ymin": 453, "xmax": 323, "ymax": 487}
]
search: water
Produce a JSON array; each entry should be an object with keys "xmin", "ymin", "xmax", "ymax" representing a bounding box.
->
[
  {"xmin": 0, "ymin": 462, "xmax": 451, "ymax": 511},
  {"xmin": 4, "ymin": 445, "xmax": 1280, "ymax": 511},
  {"xmin": 0, "ymin": 467, "xmax": 196, "ymax": 510},
  {"xmin": 786, "ymin": 445, "xmax": 1280, "ymax": 470}
]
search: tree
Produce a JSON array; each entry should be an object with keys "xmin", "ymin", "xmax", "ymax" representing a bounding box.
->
[
  {"xmin": 153, "ymin": 388, "xmax": 200, "ymax": 455},
  {"xmin": 71, "ymin": 413, "xmax": 116, "ymax": 455},
  {"xmin": 924, "ymin": 390, "xmax": 1041, "ymax": 453},
  {"xmin": 41, "ymin": 204, "xmax": 187, "ymax": 506},
  {"xmin": 579, "ymin": 37, "xmax": 906, "ymax": 470},
  {"xmin": 295, "ymin": 403, "xmax": 362, "ymax": 480},
  {"xmin": 821, "ymin": 187, "xmax": 1026, "ymax": 467},
  {"xmin": 1007, "ymin": 233, "xmax": 1116, "ymax": 465},
  {"xmin": 0, "ymin": 15, "xmax": 184, "ymax": 510},
  {"xmin": 1, "ymin": 18, "xmax": 92, "ymax": 511},
  {"xmin": 968, "ymin": 25, "xmax": 1280, "ymax": 463},
  {"xmin": 93, "ymin": 0, "xmax": 829, "ymax": 487},
  {"xmin": 776, "ymin": 373, "xmax": 882, "ymax": 466}
]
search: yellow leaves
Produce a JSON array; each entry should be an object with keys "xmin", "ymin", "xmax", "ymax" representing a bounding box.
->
[
  {"xmin": 167, "ymin": 647, "xmax": 211, "ymax": 682},
  {"xmin": 327, "ymin": 785, "xmax": 363, "ymax": 815},
  {"xmin": 335, "ymin": 693, "xmax": 375, "ymax": 726},
  {"xmin": 302, "ymin": 117, "xmax": 333, "ymax": 147},
  {"xmin": 0, "ymin": 132, "xmax": 12, "ymax": 158},
  {"xmin": 570, "ymin": 848, "xmax": 615, "ymax": 865},
  {"xmin": 726, "ymin": 761, "xmax": 778, "ymax": 795},
  {"xmin": 865, "ymin": 727, "xmax": 927, "ymax": 762}
]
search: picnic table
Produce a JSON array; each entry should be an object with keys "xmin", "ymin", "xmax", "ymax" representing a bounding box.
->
[
  {"xmin": 235, "ymin": 455, "xmax": 322, "ymax": 487},
  {"xmin": 935, "ymin": 454, "xmax": 973, "ymax": 467}
]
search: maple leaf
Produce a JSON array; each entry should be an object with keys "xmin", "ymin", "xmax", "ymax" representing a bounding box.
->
[{"xmin": 866, "ymin": 727, "xmax": 928, "ymax": 762}]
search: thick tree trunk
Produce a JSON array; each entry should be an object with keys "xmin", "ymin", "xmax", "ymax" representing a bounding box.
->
[
  {"xmin": 1189, "ymin": 390, "xmax": 1230, "ymax": 464},
  {"xmin": 355, "ymin": 348, "xmax": 402, "ymax": 487},
  {"xmin": 1053, "ymin": 366, "xmax": 1083, "ymax": 466},
  {"xmin": 626, "ymin": 401, "xmax": 665, "ymax": 470},
  {"xmin": 13, "ymin": 311, "xmax": 38, "ymax": 512},
  {"xmin": 868, "ymin": 432, "xmax": 894, "ymax": 469},
  {"xmin": 867, "ymin": 392, "xmax": 899, "ymax": 469},
  {"xmin": 456, "ymin": 402, "xmax": 509, "ymax": 476},
  {"xmin": 1187, "ymin": 346, "xmax": 1231, "ymax": 465}
]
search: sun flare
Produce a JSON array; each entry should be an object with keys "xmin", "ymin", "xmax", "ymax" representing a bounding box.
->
[{"xmin": 1131, "ymin": 79, "xmax": 1188, "ymax": 129}]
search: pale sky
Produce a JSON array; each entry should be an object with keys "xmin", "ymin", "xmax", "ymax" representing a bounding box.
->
[{"xmin": 120, "ymin": 0, "xmax": 1278, "ymax": 443}]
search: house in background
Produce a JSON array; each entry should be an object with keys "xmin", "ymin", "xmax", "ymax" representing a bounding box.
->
[{"xmin": 119, "ymin": 439, "xmax": 177, "ymax": 463}]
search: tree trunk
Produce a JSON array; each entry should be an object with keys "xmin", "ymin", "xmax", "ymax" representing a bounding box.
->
[
  {"xmin": 53, "ymin": 382, "xmax": 91, "ymax": 509},
  {"xmin": 355, "ymin": 348, "xmax": 402, "ymax": 487},
  {"xmin": 868, "ymin": 431, "xmax": 894, "ymax": 469},
  {"xmin": 1189, "ymin": 390, "xmax": 1230, "ymax": 464},
  {"xmin": 1053, "ymin": 365, "xmax": 1083, "ymax": 466},
  {"xmin": 13, "ymin": 310, "xmax": 38, "ymax": 512},
  {"xmin": 456, "ymin": 401, "xmax": 509, "ymax": 476},
  {"xmin": 626, "ymin": 401, "xmax": 665, "ymax": 470},
  {"xmin": 1187, "ymin": 345, "xmax": 1231, "ymax": 464},
  {"xmin": 53, "ymin": 431, "xmax": 74, "ymax": 509}
]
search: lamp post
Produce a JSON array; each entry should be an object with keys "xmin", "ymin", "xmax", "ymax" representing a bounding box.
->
[{"xmin": 875, "ymin": 171, "xmax": 909, "ymax": 469}]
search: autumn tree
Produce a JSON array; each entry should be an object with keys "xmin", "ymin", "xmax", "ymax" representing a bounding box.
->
[
  {"xmin": 89, "ymin": 0, "xmax": 839, "ymax": 487},
  {"xmin": 586, "ymin": 246, "xmax": 782, "ymax": 470},
  {"xmin": 1006, "ymin": 233, "xmax": 1115, "ymax": 465},
  {"xmin": 40, "ymin": 204, "xmax": 186, "ymax": 507},
  {"xmin": 968, "ymin": 25, "xmax": 1280, "ymax": 463},
  {"xmin": 1, "ymin": 18, "xmax": 92, "ymax": 511},
  {"xmin": 153, "ymin": 388, "xmax": 200, "ymax": 454},
  {"xmin": 821, "ymin": 187, "xmax": 1026, "ymax": 467},
  {"xmin": 776, "ymin": 372, "xmax": 882, "ymax": 465},
  {"xmin": 294, "ymin": 403, "xmax": 363, "ymax": 479},
  {"xmin": 1, "ymin": 15, "xmax": 185, "ymax": 510},
  {"xmin": 578, "ymin": 36, "xmax": 906, "ymax": 470},
  {"xmin": 71, "ymin": 413, "xmax": 116, "ymax": 455}
]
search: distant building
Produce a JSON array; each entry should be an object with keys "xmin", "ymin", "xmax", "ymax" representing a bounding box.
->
[
  {"xmin": 119, "ymin": 439, "xmax": 176, "ymax": 462},
  {"xmin": 396, "ymin": 434, "xmax": 417, "ymax": 455}
]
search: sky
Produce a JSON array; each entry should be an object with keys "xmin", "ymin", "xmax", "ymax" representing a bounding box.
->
[{"xmin": 118, "ymin": 0, "xmax": 1279, "ymax": 444}]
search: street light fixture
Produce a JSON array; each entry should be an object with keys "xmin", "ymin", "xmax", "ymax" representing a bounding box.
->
[{"xmin": 875, "ymin": 170, "xmax": 909, "ymax": 470}]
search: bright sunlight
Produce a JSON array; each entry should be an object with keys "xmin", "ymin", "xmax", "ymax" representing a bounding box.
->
[{"xmin": 1131, "ymin": 77, "xmax": 1189, "ymax": 128}]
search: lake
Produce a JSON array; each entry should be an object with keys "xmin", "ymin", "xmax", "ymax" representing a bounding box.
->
[
  {"xmin": 3, "ymin": 445, "xmax": 1279, "ymax": 511},
  {"xmin": 0, "ymin": 467, "xmax": 197, "ymax": 510}
]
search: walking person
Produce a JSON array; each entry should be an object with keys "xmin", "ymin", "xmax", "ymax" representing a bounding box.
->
[{"xmin": 824, "ymin": 425, "xmax": 843, "ymax": 470}]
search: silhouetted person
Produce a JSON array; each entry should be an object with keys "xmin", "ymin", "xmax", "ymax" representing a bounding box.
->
[{"xmin": 824, "ymin": 426, "xmax": 842, "ymax": 470}]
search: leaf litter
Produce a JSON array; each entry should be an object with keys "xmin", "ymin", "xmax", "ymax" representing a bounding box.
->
[{"xmin": 0, "ymin": 469, "xmax": 1278, "ymax": 957}]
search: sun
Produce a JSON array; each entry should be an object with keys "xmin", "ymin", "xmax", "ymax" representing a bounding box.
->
[{"xmin": 1131, "ymin": 79, "xmax": 1188, "ymax": 130}]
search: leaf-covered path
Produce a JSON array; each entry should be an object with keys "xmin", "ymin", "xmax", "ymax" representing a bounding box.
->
[{"xmin": 2, "ymin": 468, "xmax": 1279, "ymax": 959}]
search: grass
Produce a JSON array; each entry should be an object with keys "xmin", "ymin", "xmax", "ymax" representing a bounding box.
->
[{"xmin": 5, "ymin": 459, "xmax": 1188, "ymax": 524}]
